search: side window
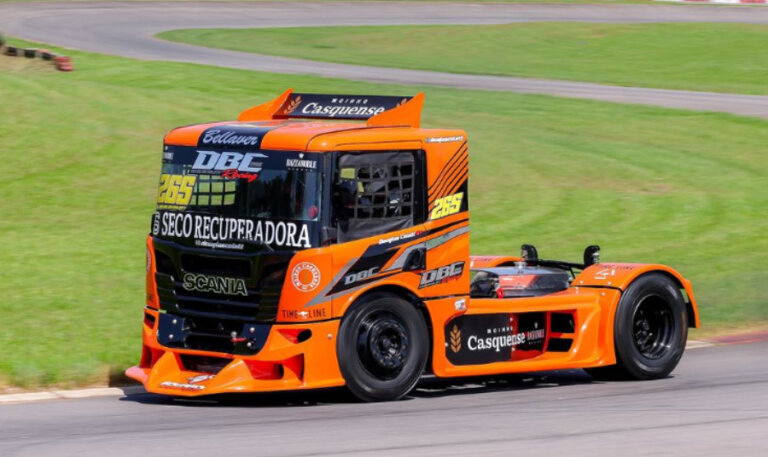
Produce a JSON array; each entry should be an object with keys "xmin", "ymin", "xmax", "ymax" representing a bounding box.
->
[{"xmin": 334, "ymin": 151, "xmax": 421, "ymax": 242}]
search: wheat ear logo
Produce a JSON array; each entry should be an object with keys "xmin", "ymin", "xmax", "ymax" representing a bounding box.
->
[
  {"xmin": 450, "ymin": 325, "xmax": 461, "ymax": 353},
  {"xmin": 284, "ymin": 96, "xmax": 302, "ymax": 114}
]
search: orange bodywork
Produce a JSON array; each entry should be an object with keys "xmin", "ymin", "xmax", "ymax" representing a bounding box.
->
[{"xmin": 127, "ymin": 90, "xmax": 699, "ymax": 396}]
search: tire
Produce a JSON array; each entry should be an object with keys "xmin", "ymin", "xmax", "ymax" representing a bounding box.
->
[
  {"xmin": 337, "ymin": 292, "xmax": 428, "ymax": 402},
  {"xmin": 589, "ymin": 273, "xmax": 688, "ymax": 381}
]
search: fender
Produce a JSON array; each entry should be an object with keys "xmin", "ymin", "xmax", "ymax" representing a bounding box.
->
[
  {"xmin": 574, "ymin": 263, "xmax": 700, "ymax": 328},
  {"xmin": 332, "ymin": 275, "xmax": 424, "ymax": 319}
]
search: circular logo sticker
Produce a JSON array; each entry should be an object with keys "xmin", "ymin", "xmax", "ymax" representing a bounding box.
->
[{"xmin": 291, "ymin": 262, "xmax": 321, "ymax": 292}]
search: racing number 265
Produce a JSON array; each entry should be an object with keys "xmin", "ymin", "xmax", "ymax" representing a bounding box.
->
[
  {"xmin": 430, "ymin": 192, "xmax": 464, "ymax": 220},
  {"xmin": 157, "ymin": 174, "xmax": 197, "ymax": 207}
]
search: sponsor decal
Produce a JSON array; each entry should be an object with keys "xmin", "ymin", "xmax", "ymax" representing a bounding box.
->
[
  {"xmin": 183, "ymin": 273, "xmax": 248, "ymax": 296},
  {"xmin": 200, "ymin": 128, "xmax": 261, "ymax": 147},
  {"xmin": 286, "ymin": 153, "xmax": 317, "ymax": 170},
  {"xmin": 468, "ymin": 331, "xmax": 527, "ymax": 352},
  {"xmin": 593, "ymin": 268, "xmax": 616, "ymax": 280},
  {"xmin": 221, "ymin": 168, "xmax": 258, "ymax": 183},
  {"xmin": 281, "ymin": 307, "xmax": 328, "ymax": 320},
  {"xmin": 594, "ymin": 264, "xmax": 635, "ymax": 275},
  {"xmin": 327, "ymin": 249, "xmax": 401, "ymax": 295},
  {"xmin": 599, "ymin": 264, "xmax": 635, "ymax": 270},
  {"xmin": 425, "ymin": 135, "xmax": 464, "ymax": 144},
  {"xmin": 449, "ymin": 325, "xmax": 462, "ymax": 353},
  {"xmin": 152, "ymin": 212, "xmax": 311, "ymax": 249},
  {"xmin": 343, "ymin": 266, "xmax": 379, "ymax": 286},
  {"xmin": 291, "ymin": 262, "xmax": 321, "ymax": 292},
  {"xmin": 279, "ymin": 93, "xmax": 412, "ymax": 120},
  {"xmin": 299, "ymin": 102, "xmax": 387, "ymax": 118},
  {"xmin": 162, "ymin": 151, "xmax": 174, "ymax": 161},
  {"xmin": 191, "ymin": 150, "xmax": 267, "ymax": 174},
  {"xmin": 195, "ymin": 240, "xmax": 245, "ymax": 250},
  {"xmin": 378, "ymin": 231, "xmax": 419, "ymax": 245},
  {"xmin": 159, "ymin": 381, "xmax": 206, "ymax": 391},
  {"xmin": 445, "ymin": 313, "xmax": 548, "ymax": 365},
  {"xmin": 419, "ymin": 261, "xmax": 465, "ymax": 289},
  {"xmin": 430, "ymin": 192, "xmax": 464, "ymax": 220},
  {"xmin": 157, "ymin": 174, "xmax": 197, "ymax": 210}
]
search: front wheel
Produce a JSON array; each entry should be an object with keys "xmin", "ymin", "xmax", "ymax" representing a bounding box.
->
[
  {"xmin": 589, "ymin": 273, "xmax": 688, "ymax": 380},
  {"xmin": 337, "ymin": 293, "xmax": 428, "ymax": 402}
]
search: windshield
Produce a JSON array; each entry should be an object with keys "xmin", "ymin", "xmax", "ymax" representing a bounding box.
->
[
  {"xmin": 157, "ymin": 147, "xmax": 322, "ymax": 221},
  {"xmin": 151, "ymin": 146, "xmax": 323, "ymax": 251}
]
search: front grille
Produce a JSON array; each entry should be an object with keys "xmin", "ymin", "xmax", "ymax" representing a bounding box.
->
[
  {"xmin": 181, "ymin": 253, "xmax": 251, "ymax": 278},
  {"xmin": 152, "ymin": 238, "xmax": 293, "ymax": 354},
  {"xmin": 155, "ymin": 250, "xmax": 175, "ymax": 275},
  {"xmin": 171, "ymin": 277, "xmax": 264, "ymax": 321}
]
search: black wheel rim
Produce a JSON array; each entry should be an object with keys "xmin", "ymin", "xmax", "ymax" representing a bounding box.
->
[
  {"xmin": 356, "ymin": 311, "xmax": 410, "ymax": 380},
  {"xmin": 632, "ymin": 295, "xmax": 675, "ymax": 360}
]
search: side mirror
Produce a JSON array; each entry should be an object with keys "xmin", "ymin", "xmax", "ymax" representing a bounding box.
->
[
  {"xmin": 583, "ymin": 245, "xmax": 600, "ymax": 267},
  {"xmin": 521, "ymin": 244, "xmax": 539, "ymax": 263}
]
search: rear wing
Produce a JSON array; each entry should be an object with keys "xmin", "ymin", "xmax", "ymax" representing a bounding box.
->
[{"xmin": 238, "ymin": 89, "xmax": 424, "ymax": 128}]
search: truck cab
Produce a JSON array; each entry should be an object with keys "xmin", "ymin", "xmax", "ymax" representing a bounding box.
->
[{"xmin": 127, "ymin": 91, "xmax": 699, "ymax": 401}]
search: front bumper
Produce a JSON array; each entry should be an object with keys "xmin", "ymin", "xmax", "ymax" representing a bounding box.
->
[{"xmin": 126, "ymin": 313, "xmax": 345, "ymax": 396}]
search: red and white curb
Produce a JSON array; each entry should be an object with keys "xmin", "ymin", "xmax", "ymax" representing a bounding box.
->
[
  {"xmin": 686, "ymin": 339, "xmax": 715, "ymax": 349},
  {"xmin": 654, "ymin": 0, "xmax": 768, "ymax": 4},
  {"xmin": 0, "ymin": 386, "xmax": 143, "ymax": 405}
]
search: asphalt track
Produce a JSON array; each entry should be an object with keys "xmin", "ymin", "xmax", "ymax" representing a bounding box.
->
[
  {"xmin": 0, "ymin": 342, "xmax": 766, "ymax": 457},
  {"xmin": 3, "ymin": 2, "xmax": 768, "ymax": 118}
]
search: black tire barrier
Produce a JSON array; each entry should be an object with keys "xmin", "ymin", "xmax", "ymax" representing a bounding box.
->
[{"xmin": 2, "ymin": 41, "xmax": 74, "ymax": 71}]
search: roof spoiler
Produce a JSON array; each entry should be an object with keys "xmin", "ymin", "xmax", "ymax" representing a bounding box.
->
[{"xmin": 238, "ymin": 89, "xmax": 424, "ymax": 128}]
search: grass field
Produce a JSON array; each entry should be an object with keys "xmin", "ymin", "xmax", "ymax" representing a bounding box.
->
[
  {"xmin": 1, "ymin": 38, "xmax": 767, "ymax": 388},
  {"xmin": 161, "ymin": 22, "xmax": 768, "ymax": 95}
]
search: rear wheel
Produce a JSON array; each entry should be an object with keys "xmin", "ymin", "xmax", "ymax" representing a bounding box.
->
[
  {"xmin": 337, "ymin": 293, "xmax": 428, "ymax": 402},
  {"xmin": 588, "ymin": 273, "xmax": 687, "ymax": 380}
]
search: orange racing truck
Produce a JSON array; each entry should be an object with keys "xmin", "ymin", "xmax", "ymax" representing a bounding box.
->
[{"xmin": 127, "ymin": 90, "xmax": 700, "ymax": 401}]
